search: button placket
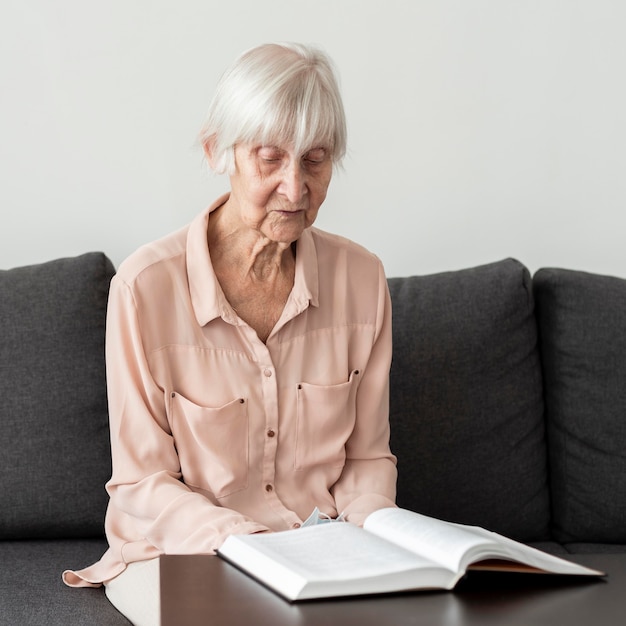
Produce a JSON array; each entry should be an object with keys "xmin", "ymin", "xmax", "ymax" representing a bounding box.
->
[{"xmin": 260, "ymin": 363, "xmax": 279, "ymax": 501}]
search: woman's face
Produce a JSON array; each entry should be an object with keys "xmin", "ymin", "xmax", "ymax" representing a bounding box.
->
[{"xmin": 226, "ymin": 142, "xmax": 333, "ymax": 245}]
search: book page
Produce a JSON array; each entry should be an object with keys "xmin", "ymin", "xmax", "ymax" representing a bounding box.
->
[
  {"xmin": 364, "ymin": 508, "xmax": 603, "ymax": 577},
  {"xmin": 222, "ymin": 522, "xmax": 444, "ymax": 583},
  {"xmin": 455, "ymin": 526, "xmax": 604, "ymax": 575},
  {"xmin": 364, "ymin": 508, "xmax": 493, "ymax": 572}
]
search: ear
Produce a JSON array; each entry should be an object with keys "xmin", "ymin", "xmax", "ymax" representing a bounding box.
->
[{"xmin": 202, "ymin": 135, "xmax": 218, "ymax": 170}]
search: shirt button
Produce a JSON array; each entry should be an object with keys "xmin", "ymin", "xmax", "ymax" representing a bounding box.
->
[
  {"xmin": 267, "ymin": 429, "xmax": 275, "ymax": 438},
  {"xmin": 265, "ymin": 484, "xmax": 273, "ymax": 492},
  {"xmin": 263, "ymin": 368, "xmax": 272, "ymax": 377}
]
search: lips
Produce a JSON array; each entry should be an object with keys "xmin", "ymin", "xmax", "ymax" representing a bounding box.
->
[{"xmin": 275, "ymin": 209, "xmax": 305, "ymax": 216}]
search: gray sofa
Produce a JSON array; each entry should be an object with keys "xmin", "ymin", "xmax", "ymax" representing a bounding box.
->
[{"xmin": 1, "ymin": 252, "xmax": 625, "ymax": 624}]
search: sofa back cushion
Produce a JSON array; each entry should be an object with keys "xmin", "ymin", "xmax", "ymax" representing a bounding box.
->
[
  {"xmin": 388, "ymin": 259, "xmax": 550, "ymax": 542},
  {"xmin": 0, "ymin": 253, "xmax": 114, "ymax": 539},
  {"xmin": 534, "ymin": 268, "xmax": 626, "ymax": 543}
]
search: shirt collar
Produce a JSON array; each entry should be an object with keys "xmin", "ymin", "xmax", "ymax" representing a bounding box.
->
[{"xmin": 187, "ymin": 193, "xmax": 320, "ymax": 328}]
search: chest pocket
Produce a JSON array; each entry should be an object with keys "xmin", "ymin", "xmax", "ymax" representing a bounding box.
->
[
  {"xmin": 169, "ymin": 392, "xmax": 249, "ymax": 498},
  {"xmin": 294, "ymin": 369, "xmax": 360, "ymax": 470}
]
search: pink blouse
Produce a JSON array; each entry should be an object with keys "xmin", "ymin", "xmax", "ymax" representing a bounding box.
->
[{"xmin": 63, "ymin": 194, "xmax": 397, "ymax": 587}]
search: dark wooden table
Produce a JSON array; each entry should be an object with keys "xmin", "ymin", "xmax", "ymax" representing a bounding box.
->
[{"xmin": 160, "ymin": 553, "xmax": 623, "ymax": 626}]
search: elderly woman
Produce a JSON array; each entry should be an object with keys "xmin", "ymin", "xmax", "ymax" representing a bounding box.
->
[{"xmin": 64, "ymin": 42, "xmax": 397, "ymax": 623}]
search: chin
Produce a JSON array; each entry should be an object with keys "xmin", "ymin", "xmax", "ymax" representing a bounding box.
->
[{"xmin": 266, "ymin": 225, "xmax": 306, "ymax": 245}]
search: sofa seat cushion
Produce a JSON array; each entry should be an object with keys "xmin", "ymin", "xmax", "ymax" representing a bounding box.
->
[
  {"xmin": 534, "ymin": 268, "xmax": 626, "ymax": 544},
  {"xmin": 388, "ymin": 259, "xmax": 550, "ymax": 542},
  {"xmin": 563, "ymin": 543, "xmax": 626, "ymax": 554},
  {"xmin": 527, "ymin": 541, "xmax": 569, "ymax": 555},
  {"xmin": 0, "ymin": 253, "xmax": 115, "ymax": 539},
  {"xmin": 0, "ymin": 538, "xmax": 130, "ymax": 624}
]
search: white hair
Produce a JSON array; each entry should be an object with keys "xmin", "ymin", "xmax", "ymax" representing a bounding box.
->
[{"xmin": 199, "ymin": 43, "xmax": 347, "ymax": 174}]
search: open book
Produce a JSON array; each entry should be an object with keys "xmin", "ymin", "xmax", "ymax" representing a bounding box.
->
[{"xmin": 217, "ymin": 508, "xmax": 604, "ymax": 601}]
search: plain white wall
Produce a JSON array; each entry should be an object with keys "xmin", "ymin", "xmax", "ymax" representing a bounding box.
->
[{"xmin": 2, "ymin": 0, "xmax": 625, "ymax": 278}]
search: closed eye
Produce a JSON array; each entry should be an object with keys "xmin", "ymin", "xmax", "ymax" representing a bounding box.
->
[
  {"xmin": 258, "ymin": 146, "xmax": 284, "ymax": 163},
  {"xmin": 303, "ymin": 148, "xmax": 328, "ymax": 164}
]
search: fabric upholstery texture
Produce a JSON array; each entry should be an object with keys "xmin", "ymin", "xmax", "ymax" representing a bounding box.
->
[
  {"xmin": 0, "ymin": 253, "xmax": 114, "ymax": 539},
  {"xmin": 0, "ymin": 539, "xmax": 130, "ymax": 624},
  {"xmin": 534, "ymin": 268, "xmax": 626, "ymax": 543},
  {"xmin": 388, "ymin": 259, "xmax": 550, "ymax": 542}
]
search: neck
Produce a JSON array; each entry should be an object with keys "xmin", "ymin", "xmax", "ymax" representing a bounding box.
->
[{"xmin": 207, "ymin": 204, "xmax": 295, "ymax": 284}]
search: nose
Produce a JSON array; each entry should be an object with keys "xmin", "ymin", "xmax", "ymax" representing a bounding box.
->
[{"xmin": 278, "ymin": 161, "xmax": 307, "ymax": 203}]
